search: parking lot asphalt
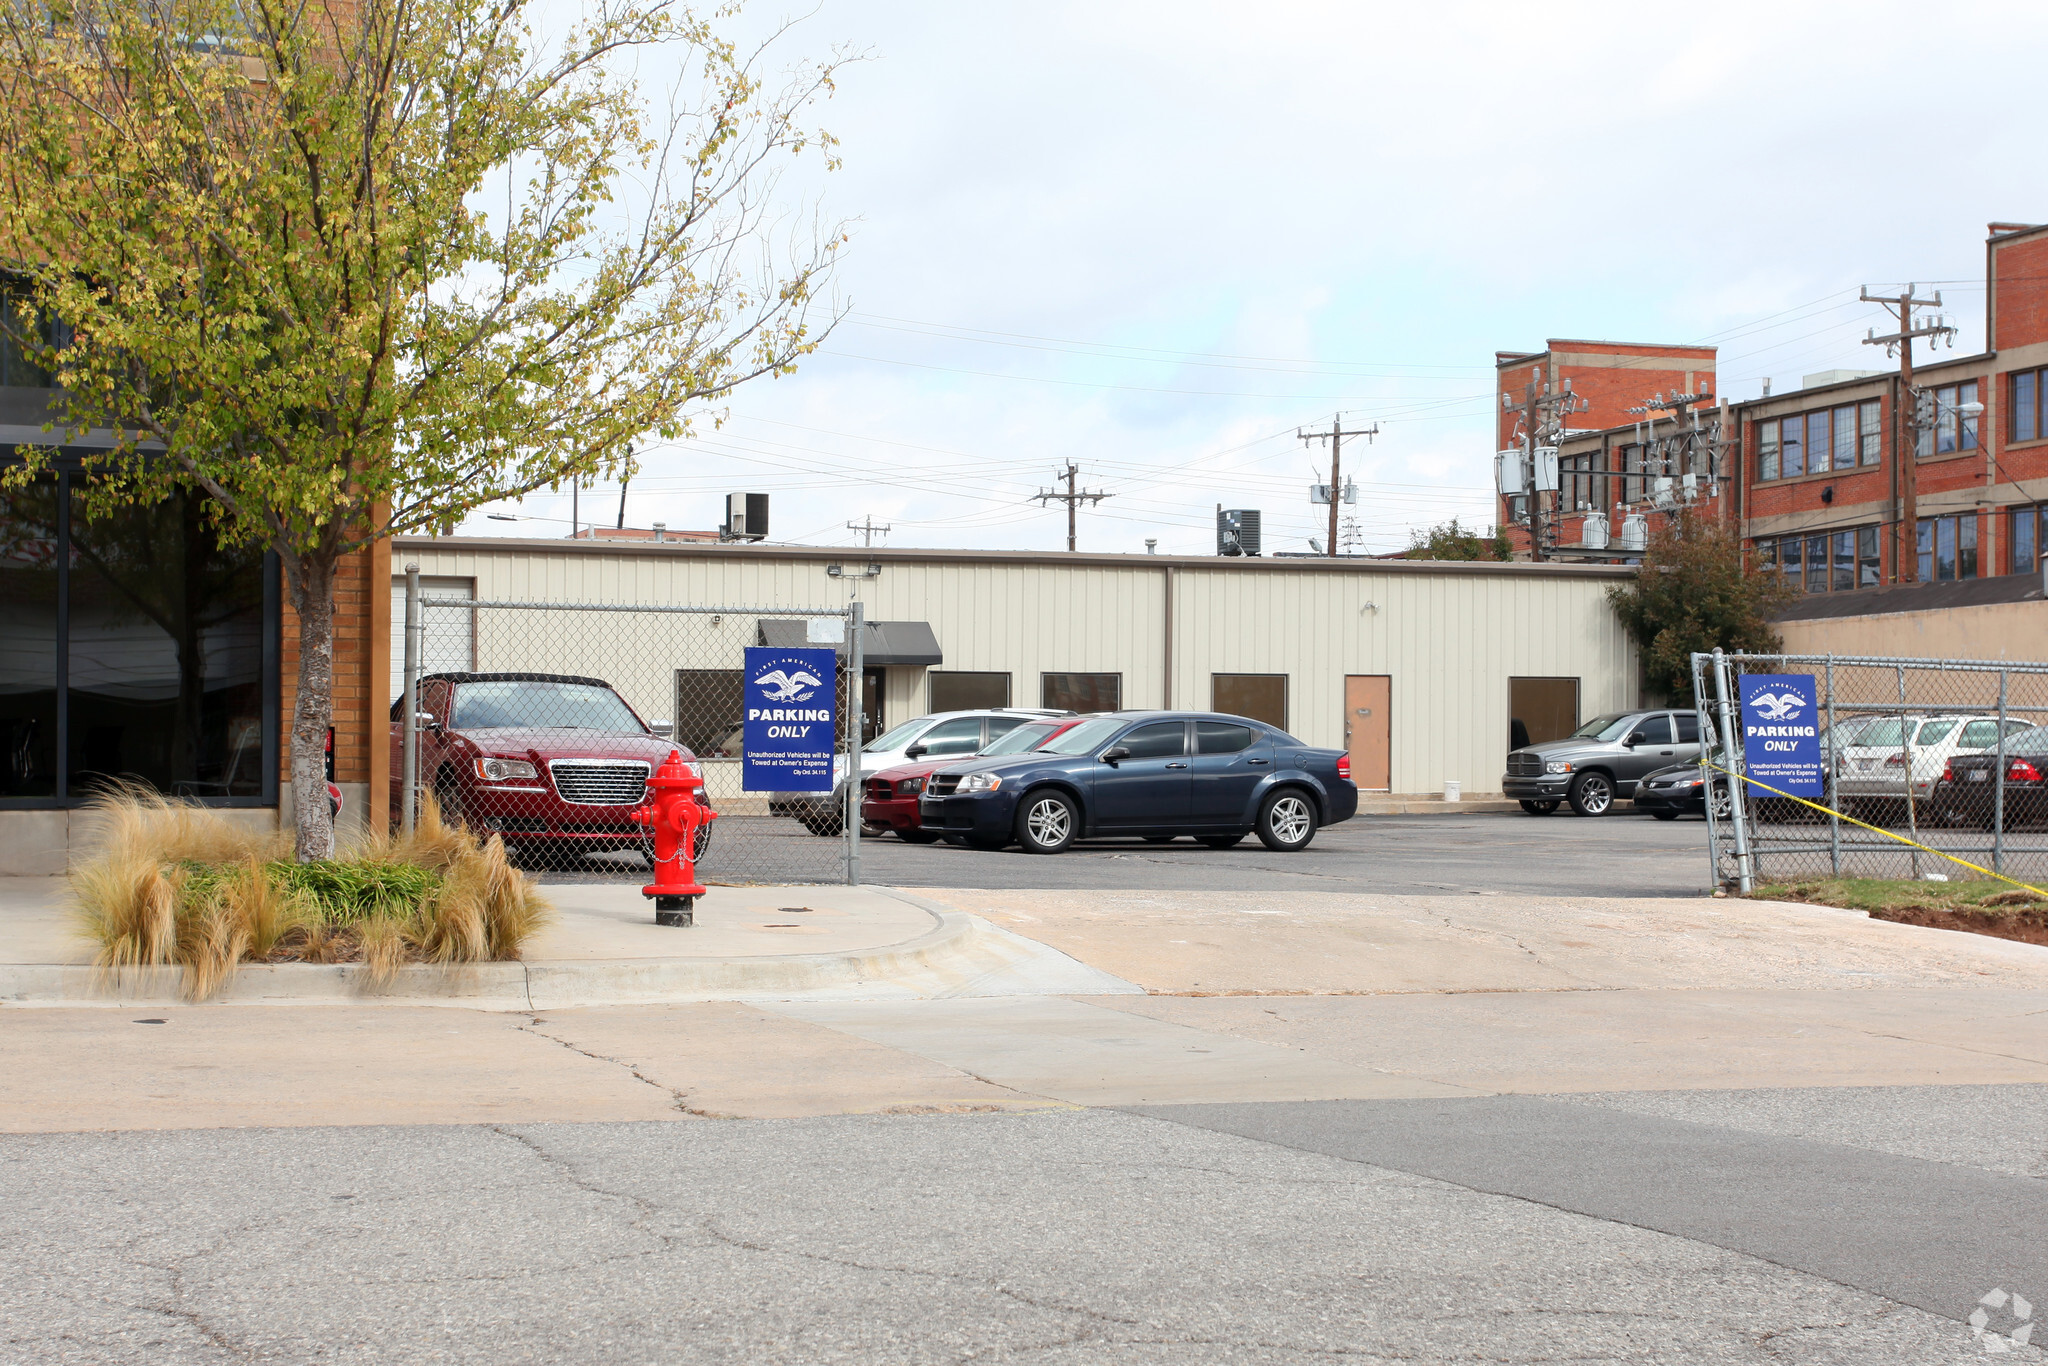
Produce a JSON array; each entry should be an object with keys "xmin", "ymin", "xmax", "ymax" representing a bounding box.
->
[{"xmin": 542, "ymin": 807, "xmax": 1721, "ymax": 896}]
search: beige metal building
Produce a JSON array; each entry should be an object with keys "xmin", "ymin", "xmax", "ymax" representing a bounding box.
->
[{"xmin": 391, "ymin": 537, "xmax": 1640, "ymax": 798}]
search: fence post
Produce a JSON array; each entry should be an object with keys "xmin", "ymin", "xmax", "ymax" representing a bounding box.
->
[
  {"xmin": 1711, "ymin": 648, "xmax": 1754, "ymax": 894},
  {"xmin": 1996, "ymin": 666, "xmax": 2009, "ymax": 874},
  {"xmin": 1824, "ymin": 655, "xmax": 1840, "ymax": 876},
  {"xmin": 846, "ymin": 600, "xmax": 864, "ymax": 887},
  {"xmin": 402, "ymin": 564, "xmax": 420, "ymax": 836},
  {"xmin": 1693, "ymin": 653, "xmax": 1725, "ymax": 888},
  {"xmin": 1897, "ymin": 663, "xmax": 1919, "ymax": 880}
]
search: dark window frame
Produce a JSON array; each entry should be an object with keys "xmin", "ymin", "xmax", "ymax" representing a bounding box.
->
[
  {"xmin": 1041, "ymin": 671, "xmax": 1121, "ymax": 713},
  {"xmin": 2013, "ymin": 367, "xmax": 2046, "ymax": 445},
  {"xmin": 1752, "ymin": 526, "xmax": 1883, "ymax": 595},
  {"xmin": 1211, "ymin": 672, "xmax": 1289, "ymax": 731},
  {"xmin": 0, "ymin": 450, "xmax": 280, "ymax": 810},
  {"xmin": 928, "ymin": 670, "xmax": 1011, "ymax": 713}
]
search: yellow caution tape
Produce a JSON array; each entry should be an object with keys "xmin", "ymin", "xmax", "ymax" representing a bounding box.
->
[{"xmin": 1701, "ymin": 759, "xmax": 2048, "ymax": 899}]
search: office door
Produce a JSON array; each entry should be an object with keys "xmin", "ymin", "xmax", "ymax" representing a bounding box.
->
[{"xmin": 1344, "ymin": 675, "xmax": 1390, "ymax": 791}]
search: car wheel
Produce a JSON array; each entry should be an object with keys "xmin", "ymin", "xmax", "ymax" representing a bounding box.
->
[
  {"xmin": 799, "ymin": 810, "xmax": 843, "ymax": 837},
  {"xmin": 1256, "ymin": 789, "xmax": 1317, "ymax": 852},
  {"xmin": 898, "ymin": 829, "xmax": 942, "ymax": 844},
  {"xmin": 1707, "ymin": 782, "xmax": 1733, "ymax": 822},
  {"xmin": 1015, "ymin": 790, "xmax": 1078, "ymax": 854},
  {"xmin": 1199, "ymin": 834, "xmax": 1244, "ymax": 850},
  {"xmin": 1519, "ymin": 800, "xmax": 1558, "ymax": 816},
  {"xmin": 1567, "ymin": 772, "xmax": 1613, "ymax": 817},
  {"xmin": 1651, "ymin": 809, "xmax": 1680, "ymax": 821},
  {"xmin": 433, "ymin": 773, "xmax": 468, "ymax": 830}
]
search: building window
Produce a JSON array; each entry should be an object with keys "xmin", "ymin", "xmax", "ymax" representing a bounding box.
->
[
  {"xmin": 1917, "ymin": 515, "xmax": 1979, "ymax": 582},
  {"xmin": 1756, "ymin": 423, "xmax": 1779, "ymax": 482},
  {"xmin": 1560, "ymin": 452, "xmax": 1597, "ymax": 512},
  {"xmin": 1779, "ymin": 417, "xmax": 1805, "ymax": 479},
  {"xmin": 2014, "ymin": 368, "xmax": 2045, "ymax": 444},
  {"xmin": 1859, "ymin": 401, "xmax": 1882, "ymax": 464},
  {"xmin": 2012, "ymin": 505, "xmax": 2045, "ymax": 575},
  {"xmin": 1042, "ymin": 672, "xmax": 1119, "ymax": 712},
  {"xmin": 1920, "ymin": 381, "xmax": 1981, "ymax": 457},
  {"xmin": 929, "ymin": 671, "xmax": 1010, "ymax": 713},
  {"xmin": 1, "ymin": 461, "xmax": 278, "ymax": 807},
  {"xmin": 1752, "ymin": 528, "xmax": 1880, "ymax": 593},
  {"xmin": 1212, "ymin": 673, "xmax": 1288, "ymax": 730},
  {"xmin": 1757, "ymin": 402, "xmax": 1884, "ymax": 481}
]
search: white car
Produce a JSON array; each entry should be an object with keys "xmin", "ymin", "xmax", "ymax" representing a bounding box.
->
[
  {"xmin": 772, "ymin": 707, "xmax": 1072, "ymax": 834},
  {"xmin": 1834, "ymin": 715, "xmax": 2033, "ymax": 807}
]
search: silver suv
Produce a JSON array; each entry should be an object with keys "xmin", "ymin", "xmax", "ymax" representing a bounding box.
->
[{"xmin": 1503, "ymin": 710, "xmax": 1703, "ymax": 817}]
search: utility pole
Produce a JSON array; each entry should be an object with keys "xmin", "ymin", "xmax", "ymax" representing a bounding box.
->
[
  {"xmin": 1861, "ymin": 284, "xmax": 1957, "ymax": 584},
  {"xmin": 1298, "ymin": 413, "xmax": 1376, "ymax": 558},
  {"xmin": 1502, "ymin": 371, "xmax": 1588, "ymax": 562},
  {"xmin": 846, "ymin": 515, "xmax": 891, "ymax": 547},
  {"xmin": 1034, "ymin": 462, "xmax": 1111, "ymax": 552}
]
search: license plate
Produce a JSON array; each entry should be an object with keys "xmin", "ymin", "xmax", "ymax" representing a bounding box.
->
[
  {"xmin": 1858, "ymin": 759, "xmax": 1875, "ymax": 771},
  {"xmin": 1970, "ymin": 770, "xmax": 1989, "ymax": 782}
]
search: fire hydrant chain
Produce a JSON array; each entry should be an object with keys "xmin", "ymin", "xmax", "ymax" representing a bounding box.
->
[{"xmin": 632, "ymin": 749, "xmax": 718, "ymax": 926}]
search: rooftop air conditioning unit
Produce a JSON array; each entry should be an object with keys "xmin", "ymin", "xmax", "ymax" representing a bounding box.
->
[
  {"xmin": 724, "ymin": 492, "xmax": 768, "ymax": 542},
  {"xmin": 1217, "ymin": 508, "xmax": 1262, "ymax": 557}
]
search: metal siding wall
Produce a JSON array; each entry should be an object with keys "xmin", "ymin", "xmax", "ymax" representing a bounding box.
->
[{"xmin": 396, "ymin": 544, "xmax": 1633, "ymax": 794}]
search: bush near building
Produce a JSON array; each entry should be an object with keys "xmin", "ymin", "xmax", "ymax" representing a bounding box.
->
[{"xmin": 1606, "ymin": 511, "xmax": 1795, "ymax": 705}]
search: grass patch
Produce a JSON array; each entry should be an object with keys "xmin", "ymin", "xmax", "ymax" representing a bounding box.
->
[
  {"xmin": 1750, "ymin": 877, "xmax": 2048, "ymax": 947},
  {"xmin": 71, "ymin": 782, "xmax": 550, "ymax": 1000}
]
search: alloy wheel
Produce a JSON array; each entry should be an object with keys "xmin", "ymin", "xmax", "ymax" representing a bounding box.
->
[
  {"xmin": 1267, "ymin": 795, "xmax": 1312, "ymax": 845},
  {"xmin": 1024, "ymin": 796, "xmax": 1073, "ymax": 850}
]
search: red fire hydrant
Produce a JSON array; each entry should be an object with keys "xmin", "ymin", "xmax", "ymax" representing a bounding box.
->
[{"xmin": 632, "ymin": 750, "xmax": 718, "ymax": 926}]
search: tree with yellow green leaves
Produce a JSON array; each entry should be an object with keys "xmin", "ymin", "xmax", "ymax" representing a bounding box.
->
[{"xmin": 0, "ymin": 0, "xmax": 847, "ymax": 858}]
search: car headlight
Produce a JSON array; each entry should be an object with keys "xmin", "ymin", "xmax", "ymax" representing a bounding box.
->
[
  {"xmin": 1544, "ymin": 761, "xmax": 1573, "ymax": 774},
  {"xmin": 960, "ymin": 772, "xmax": 1003, "ymax": 793},
  {"xmin": 475, "ymin": 757, "xmax": 538, "ymax": 782},
  {"xmin": 896, "ymin": 776, "xmax": 926, "ymax": 795}
]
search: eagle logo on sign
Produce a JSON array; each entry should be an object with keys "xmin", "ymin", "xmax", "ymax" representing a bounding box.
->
[
  {"xmin": 755, "ymin": 668, "xmax": 824, "ymax": 703},
  {"xmin": 1750, "ymin": 691, "xmax": 1804, "ymax": 722}
]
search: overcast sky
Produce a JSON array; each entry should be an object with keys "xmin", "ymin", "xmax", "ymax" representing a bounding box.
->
[{"xmin": 462, "ymin": 0, "xmax": 2040, "ymax": 555}]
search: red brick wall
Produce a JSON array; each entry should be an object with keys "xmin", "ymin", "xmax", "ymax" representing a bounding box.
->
[{"xmin": 1992, "ymin": 231, "xmax": 2048, "ymax": 353}]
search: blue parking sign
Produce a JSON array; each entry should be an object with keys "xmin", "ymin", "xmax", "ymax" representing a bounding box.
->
[
  {"xmin": 1739, "ymin": 673, "xmax": 1822, "ymax": 798},
  {"xmin": 742, "ymin": 646, "xmax": 837, "ymax": 792}
]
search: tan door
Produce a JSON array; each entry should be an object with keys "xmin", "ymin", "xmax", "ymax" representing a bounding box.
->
[{"xmin": 1344, "ymin": 675, "xmax": 1391, "ymax": 791}]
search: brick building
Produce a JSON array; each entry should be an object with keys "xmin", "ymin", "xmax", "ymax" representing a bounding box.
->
[
  {"xmin": 1494, "ymin": 339, "xmax": 1720, "ymax": 555},
  {"xmin": 1496, "ymin": 222, "xmax": 2048, "ymax": 597}
]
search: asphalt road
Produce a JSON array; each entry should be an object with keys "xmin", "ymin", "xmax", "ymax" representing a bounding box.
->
[
  {"xmin": 541, "ymin": 809, "xmax": 1724, "ymax": 896},
  {"xmin": 7, "ymin": 1089, "xmax": 2041, "ymax": 1364}
]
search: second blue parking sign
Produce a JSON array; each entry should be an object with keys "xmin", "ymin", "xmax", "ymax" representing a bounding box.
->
[
  {"xmin": 742, "ymin": 646, "xmax": 837, "ymax": 792},
  {"xmin": 1739, "ymin": 673, "xmax": 1822, "ymax": 798}
]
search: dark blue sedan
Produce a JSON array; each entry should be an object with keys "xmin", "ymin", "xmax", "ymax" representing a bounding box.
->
[{"xmin": 916, "ymin": 710, "xmax": 1358, "ymax": 854}]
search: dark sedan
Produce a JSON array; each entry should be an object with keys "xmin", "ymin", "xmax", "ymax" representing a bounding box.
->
[
  {"xmin": 1932, "ymin": 724, "xmax": 2048, "ymax": 828},
  {"xmin": 916, "ymin": 711, "xmax": 1358, "ymax": 854},
  {"xmin": 1631, "ymin": 755, "xmax": 1733, "ymax": 821}
]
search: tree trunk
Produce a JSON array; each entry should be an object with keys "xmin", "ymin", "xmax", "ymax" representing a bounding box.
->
[{"xmin": 287, "ymin": 553, "xmax": 338, "ymax": 862}]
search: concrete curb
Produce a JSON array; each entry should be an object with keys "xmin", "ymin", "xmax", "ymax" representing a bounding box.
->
[{"xmin": 0, "ymin": 912, "xmax": 1141, "ymax": 1010}]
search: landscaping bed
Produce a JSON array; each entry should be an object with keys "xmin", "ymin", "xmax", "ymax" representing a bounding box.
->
[
  {"xmin": 1750, "ymin": 877, "xmax": 2048, "ymax": 947},
  {"xmin": 75, "ymin": 786, "xmax": 549, "ymax": 1001}
]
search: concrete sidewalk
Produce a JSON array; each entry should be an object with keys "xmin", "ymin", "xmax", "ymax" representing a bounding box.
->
[{"xmin": 0, "ymin": 877, "xmax": 1137, "ymax": 1009}]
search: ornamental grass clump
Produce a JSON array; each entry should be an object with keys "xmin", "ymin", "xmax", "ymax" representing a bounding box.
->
[{"xmin": 71, "ymin": 784, "xmax": 550, "ymax": 1000}]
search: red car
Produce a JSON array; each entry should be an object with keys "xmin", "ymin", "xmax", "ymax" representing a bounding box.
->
[
  {"xmin": 862, "ymin": 717, "xmax": 1086, "ymax": 841},
  {"xmin": 390, "ymin": 671, "xmax": 710, "ymax": 866}
]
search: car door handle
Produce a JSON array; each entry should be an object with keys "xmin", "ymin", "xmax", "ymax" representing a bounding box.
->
[
  {"xmin": 1165, "ymin": 762, "xmax": 1188, "ymax": 770},
  {"xmin": 1247, "ymin": 758, "xmax": 1269, "ymax": 766}
]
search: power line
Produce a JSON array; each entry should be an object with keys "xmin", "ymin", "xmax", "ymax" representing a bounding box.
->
[{"xmin": 1033, "ymin": 462, "xmax": 1113, "ymax": 552}]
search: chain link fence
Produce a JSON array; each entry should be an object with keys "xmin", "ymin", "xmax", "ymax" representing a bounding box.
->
[
  {"xmin": 1694, "ymin": 651, "xmax": 2048, "ymax": 890},
  {"xmin": 396, "ymin": 576, "xmax": 864, "ymax": 884}
]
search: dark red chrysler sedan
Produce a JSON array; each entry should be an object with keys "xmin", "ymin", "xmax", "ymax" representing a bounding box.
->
[
  {"xmin": 860, "ymin": 716, "xmax": 1085, "ymax": 840},
  {"xmin": 390, "ymin": 672, "xmax": 710, "ymax": 867}
]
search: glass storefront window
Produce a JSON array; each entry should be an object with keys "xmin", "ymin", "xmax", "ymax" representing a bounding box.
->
[{"xmin": 0, "ymin": 461, "xmax": 274, "ymax": 806}]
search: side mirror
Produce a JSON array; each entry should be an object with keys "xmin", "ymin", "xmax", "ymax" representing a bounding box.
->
[
  {"xmin": 415, "ymin": 711, "xmax": 441, "ymax": 732},
  {"xmin": 1101, "ymin": 745, "xmax": 1131, "ymax": 764},
  {"xmin": 904, "ymin": 743, "xmax": 927, "ymax": 759},
  {"xmin": 1623, "ymin": 731, "xmax": 1645, "ymax": 748}
]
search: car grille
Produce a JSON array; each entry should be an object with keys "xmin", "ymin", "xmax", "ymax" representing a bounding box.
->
[
  {"xmin": 866, "ymin": 778, "xmax": 894, "ymax": 800},
  {"xmin": 1507, "ymin": 753, "xmax": 1543, "ymax": 776},
  {"xmin": 549, "ymin": 760, "xmax": 650, "ymax": 806},
  {"xmin": 927, "ymin": 775, "xmax": 962, "ymax": 797}
]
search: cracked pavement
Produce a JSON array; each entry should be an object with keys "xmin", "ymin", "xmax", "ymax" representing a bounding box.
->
[{"xmin": 6, "ymin": 1106, "xmax": 2040, "ymax": 1364}]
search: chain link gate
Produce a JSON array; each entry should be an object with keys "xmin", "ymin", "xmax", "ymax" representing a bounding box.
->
[
  {"xmin": 396, "ymin": 567, "xmax": 866, "ymax": 884},
  {"xmin": 1694, "ymin": 650, "xmax": 2048, "ymax": 893}
]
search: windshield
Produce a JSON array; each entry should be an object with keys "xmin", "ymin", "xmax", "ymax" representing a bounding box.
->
[
  {"xmin": 981, "ymin": 722, "xmax": 1060, "ymax": 756},
  {"xmin": 1037, "ymin": 717, "xmax": 1127, "ymax": 755},
  {"xmin": 868, "ymin": 719, "xmax": 928, "ymax": 753},
  {"xmin": 1570, "ymin": 713, "xmax": 1636, "ymax": 742},
  {"xmin": 451, "ymin": 680, "xmax": 644, "ymax": 732},
  {"xmin": 1849, "ymin": 718, "xmax": 1957, "ymax": 749}
]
